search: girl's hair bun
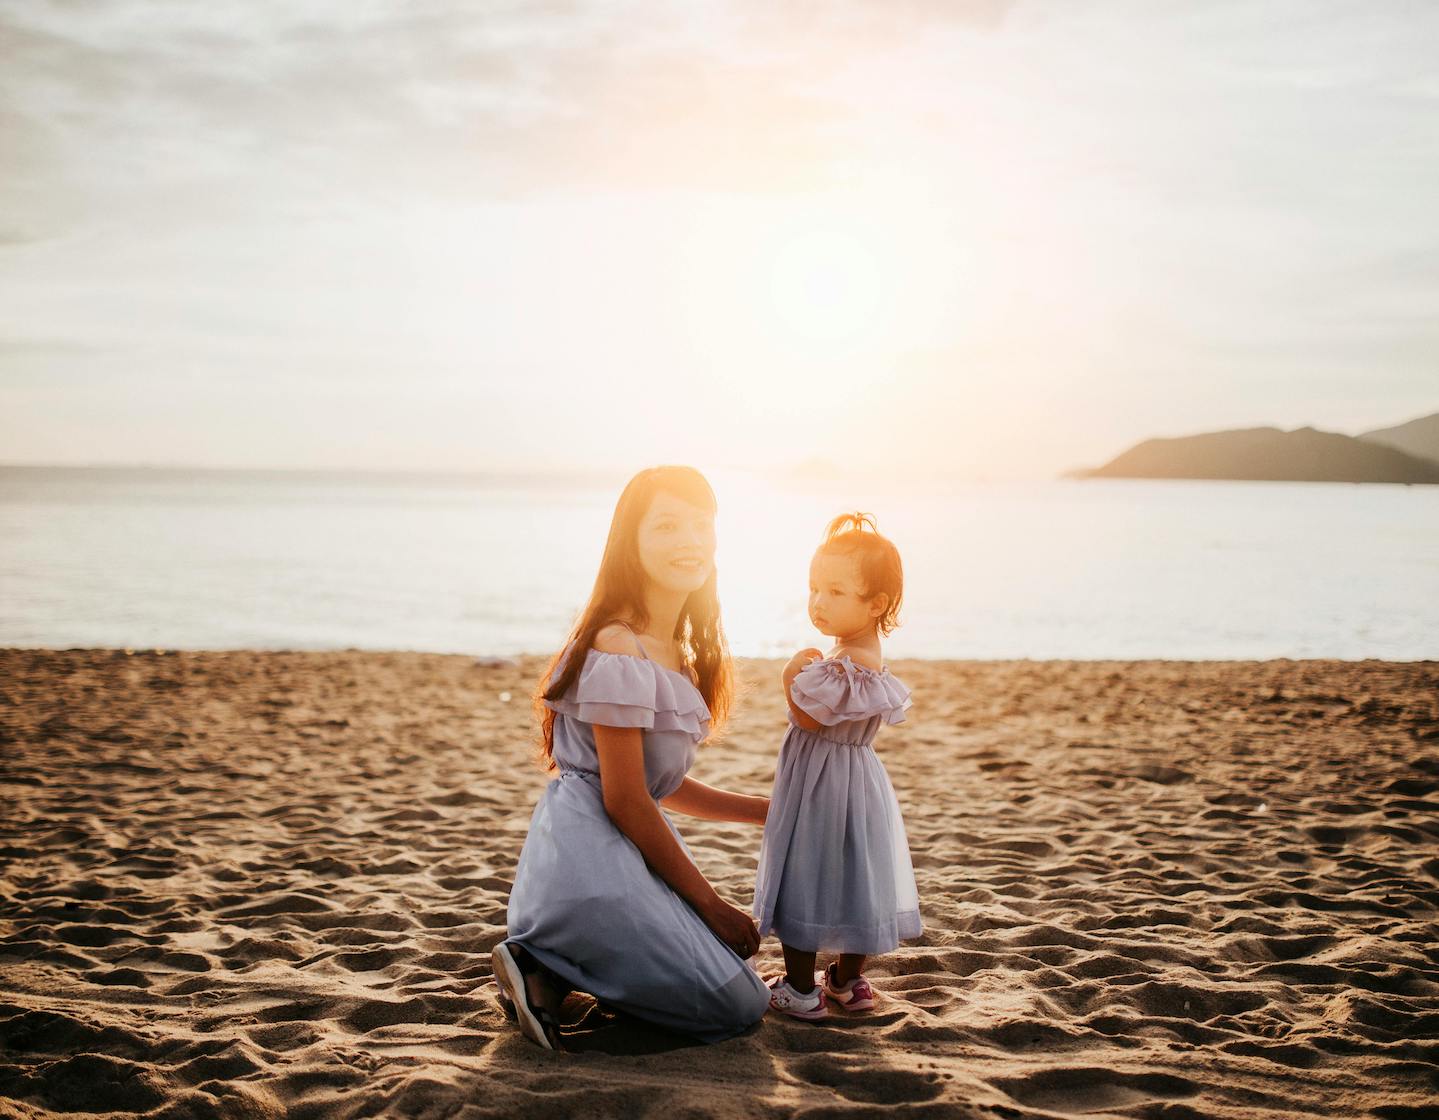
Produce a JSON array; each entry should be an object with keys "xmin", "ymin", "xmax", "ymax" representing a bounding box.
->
[
  {"xmin": 823, "ymin": 511, "xmax": 879, "ymax": 541},
  {"xmin": 817, "ymin": 511, "xmax": 904, "ymax": 636}
]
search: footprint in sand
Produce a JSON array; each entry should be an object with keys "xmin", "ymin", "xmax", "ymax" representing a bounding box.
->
[
  {"xmin": 992, "ymin": 1067, "xmax": 1197, "ymax": 1114},
  {"xmin": 789, "ymin": 1055, "xmax": 945, "ymax": 1103}
]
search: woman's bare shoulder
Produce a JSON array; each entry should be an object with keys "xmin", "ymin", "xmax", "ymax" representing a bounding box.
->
[{"xmin": 593, "ymin": 622, "xmax": 641, "ymax": 655}]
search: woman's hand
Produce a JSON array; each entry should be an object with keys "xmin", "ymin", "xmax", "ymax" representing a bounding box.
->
[
  {"xmin": 700, "ymin": 897, "xmax": 761, "ymax": 959},
  {"xmin": 595, "ymin": 726, "xmax": 765, "ymax": 952}
]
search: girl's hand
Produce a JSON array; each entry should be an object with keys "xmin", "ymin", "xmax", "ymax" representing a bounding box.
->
[
  {"xmin": 781, "ymin": 649, "xmax": 825, "ymax": 731},
  {"xmin": 700, "ymin": 897, "xmax": 761, "ymax": 959},
  {"xmin": 785, "ymin": 647, "xmax": 824, "ymax": 674}
]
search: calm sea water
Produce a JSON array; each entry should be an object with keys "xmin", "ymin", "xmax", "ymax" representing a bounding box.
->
[{"xmin": 1, "ymin": 466, "xmax": 1435, "ymax": 660}]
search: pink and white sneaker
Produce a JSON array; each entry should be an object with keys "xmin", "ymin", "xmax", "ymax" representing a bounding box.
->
[
  {"xmin": 818, "ymin": 963, "xmax": 876, "ymax": 1012},
  {"xmin": 766, "ymin": 976, "xmax": 828, "ymax": 1021}
]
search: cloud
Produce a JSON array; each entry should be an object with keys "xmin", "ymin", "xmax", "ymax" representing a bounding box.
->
[
  {"xmin": 0, "ymin": 228, "xmax": 46, "ymax": 247},
  {"xmin": 0, "ymin": 336, "xmax": 100, "ymax": 356},
  {"xmin": 0, "ymin": 0, "xmax": 1019, "ymax": 227},
  {"xmin": 2, "ymin": 1, "xmax": 1436, "ymax": 476}
]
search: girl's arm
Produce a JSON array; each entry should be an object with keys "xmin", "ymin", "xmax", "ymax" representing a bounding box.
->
[
  {"xmin": 660, "ymin": 776, "xmax": 768, "ymax": 824},
  {"xmin": 783, "ymin": 648, "xmax": 824, "ymax": 731},
  {"xmin": 593, "ymin": 724, "xmax": 761, "ymax": 957}
]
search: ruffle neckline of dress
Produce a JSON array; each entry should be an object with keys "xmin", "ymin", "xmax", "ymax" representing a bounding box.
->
[
  {"xmin": 546, "ymin": 647, "xmax": 711, "ymax": 736},
  {"xmin": 792, "ymin": 654, "xmax": 911, "ymax": 725}
]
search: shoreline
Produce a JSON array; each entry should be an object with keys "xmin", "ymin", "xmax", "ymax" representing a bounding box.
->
[{"xmin": 5, "ymin": 645, "xmax": 1434, "ymax": 665}]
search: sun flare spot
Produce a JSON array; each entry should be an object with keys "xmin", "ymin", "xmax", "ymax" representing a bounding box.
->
[{"xmin": 764, "ymin": 228, "xmax": 887, "ymax": 348}]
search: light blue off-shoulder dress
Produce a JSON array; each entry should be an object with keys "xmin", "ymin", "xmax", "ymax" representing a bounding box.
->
[
  {"xmin": 753, "ymin": 656, "xmax": 922, "ymax": 955},
  {"xmin": 503, "ymin": 644, "xmax": 770, "ymax": 1043}
]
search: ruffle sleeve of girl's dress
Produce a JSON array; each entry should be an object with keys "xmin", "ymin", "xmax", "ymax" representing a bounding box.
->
[{"xmin": 789, "ymin": 657, "xmax": 912, "ymax": 727}]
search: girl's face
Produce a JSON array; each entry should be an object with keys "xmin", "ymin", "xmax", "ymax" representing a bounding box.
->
[
  {"xmin": 636, "ymin": 491, "xmax": 717, "ymax": 596},
  {"xmin": 808, "ymin": 549, "xmax": 882, "ymax": 639}
]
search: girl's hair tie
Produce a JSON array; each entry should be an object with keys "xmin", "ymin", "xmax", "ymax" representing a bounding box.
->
[{"xmin": 822, "ymin": 511, "xmax": 879, "ymax": 543}]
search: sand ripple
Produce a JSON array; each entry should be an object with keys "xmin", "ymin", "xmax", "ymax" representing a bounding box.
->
[{"xmin": 1, "ymin": 650, "xmax": 1436, "ymax": 1118}]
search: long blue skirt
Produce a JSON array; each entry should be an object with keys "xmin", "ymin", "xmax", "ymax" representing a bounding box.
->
[{"xmin": 505, "ymin": 772, "xmax": 769, "ymax": 1043}]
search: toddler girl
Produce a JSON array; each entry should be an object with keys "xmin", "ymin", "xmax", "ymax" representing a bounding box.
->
[{"xmin": 753, "ymin": 512, "xmax": 922, "ymax": 1019}]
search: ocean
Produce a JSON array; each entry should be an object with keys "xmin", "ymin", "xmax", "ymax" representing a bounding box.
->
[{"xmin": 1, "ymin": 466, "xmax": 1435, "ymax": 660}]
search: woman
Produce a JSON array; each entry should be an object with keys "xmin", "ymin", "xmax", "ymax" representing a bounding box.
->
[{"xmin": 493, "ymin": 465, "xmax": 772, "ymax": 1049}]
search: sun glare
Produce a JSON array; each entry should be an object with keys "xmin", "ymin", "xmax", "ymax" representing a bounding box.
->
[
  {"xmin": 764, "ymin": 228, "xmax": 887, "ymax": 348},
  {"xmin": 676, "ymin": 181, "xmax": 962, "ymax": 390}
]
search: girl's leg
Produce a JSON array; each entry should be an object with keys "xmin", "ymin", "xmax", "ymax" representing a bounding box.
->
[
  {"xmin": 782, "ymin": 943, "xmax": 819, "ymax": 993},
  {"xmin": 833, "ymin": 953, "xmax": 867, "ymax": 986}
]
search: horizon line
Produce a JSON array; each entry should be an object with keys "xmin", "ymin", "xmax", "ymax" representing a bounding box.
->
[{"xmin": 0, "ymin": 460, "xmax": 1049, "ymax": 484}]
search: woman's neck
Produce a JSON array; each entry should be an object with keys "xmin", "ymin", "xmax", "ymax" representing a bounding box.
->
[{"xmin": 633, "ymin": 586, "xmax": 687, "ymax": 648}]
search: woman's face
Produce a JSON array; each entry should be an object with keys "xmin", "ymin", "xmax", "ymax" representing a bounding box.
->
[{"xmin": 636, "ymin": 491, "xmax": 717, "ymax": 596}]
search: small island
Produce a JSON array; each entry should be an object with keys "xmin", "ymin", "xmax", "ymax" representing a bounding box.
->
[{"xmin": 1069, "ymin": 419, "xmax": 1439, "ymax": 484}]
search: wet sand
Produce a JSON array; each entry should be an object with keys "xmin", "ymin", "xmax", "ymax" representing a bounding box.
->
[{"xmin": 1, "ymin": 649, "xmax": 1437, "ymax": 1118}]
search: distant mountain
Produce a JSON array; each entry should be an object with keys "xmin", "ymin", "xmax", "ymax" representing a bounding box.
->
[
  {"xmin": 1358, "ymin": 412, "xmax": 1439, "ymax": 464},
  {"xmin": 1070, "ymin": 425, "xmax": 1439, "ymax": 484}
]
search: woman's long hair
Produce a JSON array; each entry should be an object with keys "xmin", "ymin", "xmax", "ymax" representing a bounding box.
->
[{"xmin": 533, "ymin": 466, "xmax": 733, "ymax": 770}]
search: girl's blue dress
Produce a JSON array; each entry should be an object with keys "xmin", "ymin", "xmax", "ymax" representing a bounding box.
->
[
  {"xmin": 753, "ymin": 656, "xmax": 922, "ymax": 955},
  {"xmin": 503, "ymin": 646, "xmax": 770, "ymax": 1043}
]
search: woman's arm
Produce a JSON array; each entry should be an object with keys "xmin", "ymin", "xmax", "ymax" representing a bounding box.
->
[
  {"xmin": 593, "ymin": 724, "xmax": 760, "ymax": 957},
  {"xmin": 660, "ymin": 777, "xmax": 768, "ymax": 824},
  {"xmin": 783, "ymin": 648, "xmax": 824, "ymax": 731}
]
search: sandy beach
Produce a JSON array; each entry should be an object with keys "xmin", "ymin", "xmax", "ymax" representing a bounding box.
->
[{"xmin": 1, "ymin": 649, "xmax": 1436, "ymax": 1119}]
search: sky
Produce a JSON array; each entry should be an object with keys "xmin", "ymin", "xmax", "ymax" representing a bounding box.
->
[{"xmin": 2, "ymin": 0, "xmax": 1437, "ymax": 480}]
